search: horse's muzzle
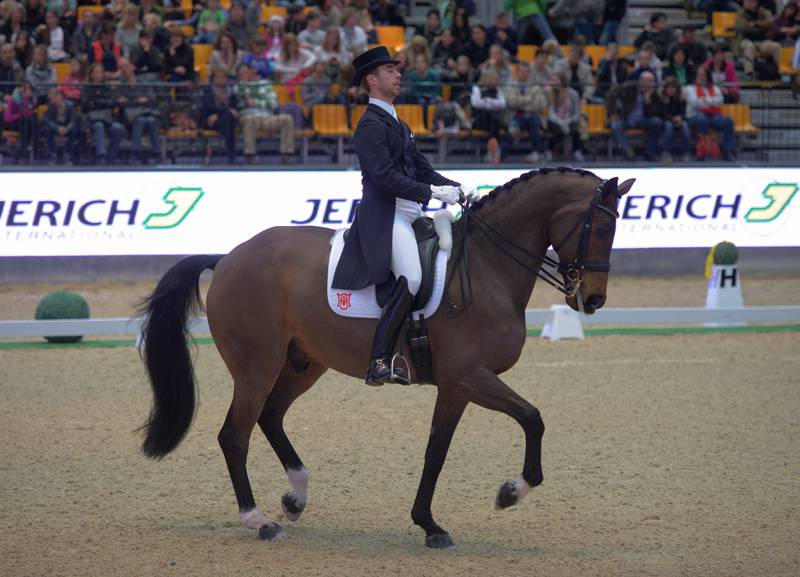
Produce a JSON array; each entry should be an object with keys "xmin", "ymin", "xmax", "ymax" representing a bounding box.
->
[{"xmin": 583, "ymin": 294, "xmax": 606, "ymax": 314}]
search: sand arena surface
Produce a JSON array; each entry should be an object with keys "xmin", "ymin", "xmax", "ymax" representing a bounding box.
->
[{"xmin": 0, "ymin": 277, "xmax": 798, "ymax": 577}]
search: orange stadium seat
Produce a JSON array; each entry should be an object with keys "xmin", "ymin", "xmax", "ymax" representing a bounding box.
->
[
  {"xmin": 721, "ymin": 104, "xmax": 759, "ymax": 135},
  {"xmin": 395, "ymin": 104, "xmax": 429, "ymax": 135},
  {"xmin": 192, "ymin": 43, "xmax": 213, "ymax": 81},
  {"xmin": 350, "ymin": 104, "xmax": 368, "ymax": 131},
  {"xmin": 376, "ymin": 25, "xmax": 405, "ymax": 53},
  {"xmin": 261, "ymin": 5, "xmax": 288, "ymax": 23},
  {"xmin": 779, "ymin": 47, "xmax": 797, "ymax": 75},
  {"xmin": 312, "ymin": 104, "xmax": 350, "ymax": 135},
  {"xmin": 77, "ymin": 5, "xmax": 104, "ymax": 20},
  {"xmin": 517, "ymin": 44, "xmax": 537, "ymax": 62},
  {"xmin": 584, "ymin": 45, "xmax": 607, "ymax": 70},
  {"xmin": 617, "ymin": 45, "xmax": 637, "ymax": 59},
  {"xmin": 54, "ymin": 62, "xmax": 71, "ymax": 83},
  {"xmin": 583, "ymin": 103, "xmax": 610, "ymax": 136},
  {"xmin": 712, "ymin": 12, "xmax": 736, "ymax": 38},
  {"xmin": 180, "ymin": 0, "xmax": 193, "ymax": 19}
]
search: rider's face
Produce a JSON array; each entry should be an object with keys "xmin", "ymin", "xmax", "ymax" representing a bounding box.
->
[{"xmin": 368, "ymin": 63, "xmax": 401, "ymax": 100}]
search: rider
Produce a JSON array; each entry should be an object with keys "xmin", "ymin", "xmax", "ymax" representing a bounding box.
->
[{"xmin": 331, "ymin": 45, "xmax": 473, "ymax": 386}]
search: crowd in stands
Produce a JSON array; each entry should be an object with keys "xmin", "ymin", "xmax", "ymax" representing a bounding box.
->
[{"xmin": 0, "ymin": 0, "xmax": 798, "ymax": 165}]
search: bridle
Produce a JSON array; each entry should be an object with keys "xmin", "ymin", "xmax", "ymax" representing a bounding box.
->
[{"xmin": 445, "ymin": 179, "xmax": 620, "ymax": 316}]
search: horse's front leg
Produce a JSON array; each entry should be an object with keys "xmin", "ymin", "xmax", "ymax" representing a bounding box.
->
[
  {"xmin": 461, "ymin": 368, "xmax": 545, "ymax": 509},
  {"xmin": 411, "ymin": 388, "xmax": 468, "ymax": 549}
]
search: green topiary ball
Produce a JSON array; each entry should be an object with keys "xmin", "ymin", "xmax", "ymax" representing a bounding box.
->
[
  {"xmin": 35, "ymin": 291, "xmax": 90, "ymax": 343},
  {"xmin": 713, "ymin": 241, "xmax": 738, "ymax": 265}
]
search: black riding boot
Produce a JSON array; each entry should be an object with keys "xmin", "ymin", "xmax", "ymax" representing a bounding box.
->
[{"xmin": 366, "ymin": 276, "xmax": 414, "ymax": 386}]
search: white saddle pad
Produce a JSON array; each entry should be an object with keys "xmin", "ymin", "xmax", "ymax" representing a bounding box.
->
[{"xmin": 327, "ymin": 229, "xmax": 447, "ymax": 319}]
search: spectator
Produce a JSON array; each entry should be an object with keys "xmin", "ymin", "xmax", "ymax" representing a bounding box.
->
[
  {"xmin": 446, "ymin": 53, "xmax": 476, "ymax": 107},
  {"xmin": 546, "ymin": 71, "xmax": 586, "ymax": 161},
  {"xmin": 316, "ymin": 26, "xmax": 350, "ymax": 70},
  {"xmin": 506, "ymin": 0, "xmax": 555, "ymax": 45},
  {"xmin": 273, "ymin": 32, "xmax": 315, "ymax": 82},
  {"xmin": 685, "ymin": 66, "xmax": 736, "ymax": 161},
  {"xmin": 735, "ymin": 0, "xmax": 781, "ymax": 79},
  {"xmin": 243, "ymin": 0, "xmax": 266, "ymax": 29},
  {"xmin": 703, "ymin": 44, "xmax": 739, "ymax": 103},
  {"xmin": 529, "ymin": 46, "xmax": 553, "ymax": 86},
  {"xmin": 487, "ymin": 11, "xmax": 518, "ymax": 58},
  {"xmin": 432, "ymin": 28, "xmax": 460, "ymax": 73},
  {"xmin": 339, "ymin": 7, "xmax": 369, "ymax": 57},
  {"xmin": 82, "ymin": 62, "xmax": 123, "ymax": 164},
  {"xmin": 131, "ymin": 30, "xmax": 164, "ymax": 82},
  {"xmin": 480, "ymin": 44, "xmax": 513, "ymax": 86},
  {"xmin": 461, "ymin": 24, "xmax": 490, "ymax": 67},
  {"xmin": 540, "ymin": 38, "xmax": 564, "ymax": 68},
  {"xmin": 43, "ymin": 87, "xmax": 78, "ymax": 163},
  {"xmin": 596, "ymin": 43, "xmax": 628, "ymax": 100},
  {"xmin": 165, "ymin": 27, "xmax": 195, "ymax": 84},
  {"xmin": 1, "ymin": 5, "xmax": 25, "ymax": 44},
  {"xmin": 0, "ymin": 43, "xmax": 23, "ymax": 99},
  {"xmin": 670, "ymin": 26, "xmax": 708, "ymax": 69},
  {"xmin": 25, "ymin": 44, "xmax": 54, "ymax": 104},
  {"xmin": 23, "ymin": 0, "xmax": 45, "ymax": 35},
  {"xmin": 59, "ymin": 57, "xmax": 83, "ymax": 102},
  {"xmin": 662, "ymin": 45, "xmax": 695, "ymax": 86},
  {"xmin": 118, "ymin": 57, "xmax": 162, "ymax": 163},
  {"xmin": 70, "ymin": 9, "xmax": 98, "ymax": 60},
  {"xmin": 607, "ymin": 72, "xmax": 665, "ymax": 161},
  {"xmin": 697, "ymin": 0, "xmax": 739, "ymax": 27},
  {"xmin": 554, "ymin": 43, "xmax": 595, "ymax": 102},
  {"xmin": 264, "ymin": 15, "xmax": 285, "ymax": 61},
  {"xmin": 138, "ymin": 0, "xmax": 165, "ymax": 26},
  {"xmin": 233, "ymin": 61, "xmax": 294, "ymax": 163},
  {"xmin": 301, "ymin": 59, "xmax": 335, "ymax": 107},
  {"xmin": 319, "ymin": 0, "xmax": 340, "ymax": 30},
  {"xmin": 107, "ymin": 0, "xmax": 129, "ymax": 23},
  {"xmin": 44, "ymin": 0, "xmax": 75, "ymax": 21},
  {"xmin": 195, "ymin": 0, "xmax": 227, "ymax": 45},
  {"xmin": 549, "ymin": 0, "xmax": 604, "ymax": 45},
  {"xmin": 143, "ymin": 13, "xmax": 170, "ymax": 54},
  {"xmin": 349, "ymin": 0, "xmax": 375, "ymax": 46},
  {"xmin": 416, "ymin": 8, "xmax": 443, "ymax": 45},
  {"xmin": 659, "ymin": 76, "xmax": 691, "ymax": 162},
  {"xmin": 405, "ymin": 34, "xmax": 432, "ymax": 66},
  {"xmin": 37, "ymin": 9, "xmax": 66, "ymax": 62},
  {"xmin": 242, "ymin": 35, "xmax": 272, "ymax": 79},
  {"xmin": 284, "ymin": 4, "xmax": 306, "ymax": 36},
  {"xmin": 634, "ymin": 11, "xmax": 674, "ymax": 61},
  {"xmin": 116, "ymin": 4, "xmax": 142, "ymax": 57},
  {"xmin": 3, "ymin": 79, "xmax": 36, "ymax": 156},
  {"xmin": 298, "ymin": 8, "xmax": 325, "ymax": 50},
  {"xmin": 599, "ymin": 0, "xmax": 626, "ymax": 45},
  {"xmin": 770, "ymin": 2, "xmax": 799, "ymax": 46},
  {"xmin": 450, "ymin": 6, "xmax": 470, "ymax": 45},
  {"xmin": 13, "ymin": 29, "xmax": 33, "ymax": 68},
  {"xmin": 198, "ymin": 67, "xmax": 238, "ymax": 163},
  {"xmin": 370, "ymin": 0, "xmax": 404, "ymax": 27},
  {"xmin": 209, "ymin": 31, "xmax": 243, "ymax": 79},
  {"xmin": 470, "ymin": 69, "xmax": 508, "ymax": 163},
  {"xmin": 630, "ymin": 42, "xmax": 663, "ymax": 82},
  {"xmin": 225, "ymin": 2, "xmax": 253, "ymax": 50},
  {"xmin": 409, "ymin": 52, "xmax": 441, "ymax": 106},
  {"xmin": 792, "ymin": 36, "xmax": 800, "ymax": 98},
  {"xmin": 504, "ymin": 60, "xmax": 546, "ymax": 162},
  {"xmin": 89, "ymin": 25, "xmax": 122, "ymax": 81}
]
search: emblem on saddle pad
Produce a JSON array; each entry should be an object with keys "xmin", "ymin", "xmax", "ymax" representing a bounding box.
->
[{"xmin": 336, "ymin": 292, "xmax": 352, "ymax": 310}]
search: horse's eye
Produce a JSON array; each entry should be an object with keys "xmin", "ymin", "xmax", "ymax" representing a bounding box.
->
[{"xmin": 595, "ymin": 225, "xmax": 612, "ymax": 239}]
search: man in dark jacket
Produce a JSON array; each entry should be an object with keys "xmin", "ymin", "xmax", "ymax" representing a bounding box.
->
[
  {"xmin": 607, "ymin": 71, "xmax": 665, "ymax": 161},
  {"xmin": 331, "ymin": 46, "xmax": 470, "ymax": 385},
  {"xmin": 43, "ymin": 88, "xmax": 80, "ymax": 163},
  {"xmin": 634, "ymin": 12, "xmax": 675, "ymax": 60}
]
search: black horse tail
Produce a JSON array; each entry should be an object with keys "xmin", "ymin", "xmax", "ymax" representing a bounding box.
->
[{"xmin": 138, "ymin": 254, "xmax": 223, "ymax": 459}]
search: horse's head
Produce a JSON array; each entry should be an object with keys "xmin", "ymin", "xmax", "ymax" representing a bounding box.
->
[{"xmin": 549, "ymin": 176, "xmax": 635, "ymax": 314}]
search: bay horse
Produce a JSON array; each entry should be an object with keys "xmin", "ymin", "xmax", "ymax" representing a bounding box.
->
[{"xmin": 138, "ymin": 167, "xmax": 634, "ymax": 548}]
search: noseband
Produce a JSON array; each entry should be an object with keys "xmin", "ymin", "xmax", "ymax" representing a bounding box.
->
[{"xmin": 447, "ymin": 179, "xmax": 619, "ymax": 316}]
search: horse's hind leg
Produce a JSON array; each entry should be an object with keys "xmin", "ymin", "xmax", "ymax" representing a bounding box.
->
[
  {"xmin": 258, "ymin": 353, "xmax": 327, "ymax": 523},
  {"xmin": 218, "ymin": 364, "xmax": 285, "ymax": 541}
]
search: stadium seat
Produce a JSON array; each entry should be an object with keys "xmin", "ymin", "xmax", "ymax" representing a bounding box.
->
[
  {"xmin": 181, "ymin": 25, "xmax": 195, "ymax": 38},
  {"xmin": 583, "ymin": 103, "xmax": 610, "ymax": 136},
  {"xmin": 395, "ymin": 104, "xmax": 429, "ymax": 135},
  {"xmin": 517, "ymin": 44, "xmax": 537, "ymax": 62},
  {"xmin": 180, "ymin": 0, "xmax": 193, "ymax": 19},
  {"xmin": 617, "ymin": 45, "xmax": 637, "ymax": 60},
  {"xmin": 779, "ymin": 47, "xmax": 797, "ymax": 75},
  {"xmin": 54, "ymin": 62, "xmax": 71, "ymax": 83},
  {"xmin": 584, "ymin": 45, "xmax": 607, "ymax": 70},
  {"xmin": 721, "ymin": 104, "xmax": 759, "ymax": 135},
  {"xmin": 192, "ymin": 44, "xmax": 213, "ymax": 81},
  {"xmin": 441, "ymin": 83, "xmax": 451, "ymax": 102},
  {"xmin": 350, "ymin": 104, "xmax": 368, "ymax": 131},
  {"xmin": 376, "ymin": 26, "xmax": 405, "ymax": 53},
  {"xmin": 77, "ymin": 5, "xmax": 104, "ymax": 21},
  {"xmin": 261, "ymin": 5, "xmax": 288, "ymax": 23},
  {"xmin": 273, "ymin": 83, "xmax": 291, "ymax": 106},
  {"xmin": 712, "ymin": 12, "xmax": 736, "ymax": 38},
  {"xmin": 311, "ymin": 104, "xmax": 350, "ymax": 135},
  {"xmin": 220, "ymin": 0, "xmax": 231, "ymax": 9}
]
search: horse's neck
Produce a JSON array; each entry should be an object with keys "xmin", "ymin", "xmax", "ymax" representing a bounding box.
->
[{"xmin": 469, "ymin": 181, "xmax": 557, "ymax": 312}]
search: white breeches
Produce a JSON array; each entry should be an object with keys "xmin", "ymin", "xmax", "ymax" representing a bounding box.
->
[{"xmin": 391, "ymin": 203, "xmax": 422, "ymax": 296}]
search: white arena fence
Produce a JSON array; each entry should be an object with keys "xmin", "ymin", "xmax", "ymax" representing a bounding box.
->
[{"xmin": 1, "ymin": 306, "xmax": 799, "ymax": 339}]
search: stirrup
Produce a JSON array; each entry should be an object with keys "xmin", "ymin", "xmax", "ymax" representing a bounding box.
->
[{"xmin": 390, "ymin": 353, "xmax": 411, "ymax": 385}]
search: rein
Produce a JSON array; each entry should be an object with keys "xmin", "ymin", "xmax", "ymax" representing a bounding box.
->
[{"xmin": 445, "ymin": 179, "xmax": 618, "ymax": 316}]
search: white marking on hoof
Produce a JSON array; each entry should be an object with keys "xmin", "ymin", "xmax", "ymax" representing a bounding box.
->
[
  {"xmin": 495, "ymin": 477, "xmax": 532, "ymax": 510},
  {"xmin": 513, "ymin": 477, "xmax": 531, "ymax": 500},
  {"xmin": 240, "ymin": 508, "xmax": 274, "ymax": 530},
  {"xmin": 286, "ymin": 467, "xmax": 309, "ymax": 505}
]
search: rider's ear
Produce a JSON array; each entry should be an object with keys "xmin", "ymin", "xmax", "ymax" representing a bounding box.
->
[{"xmin": 617, "ymin": 178, "xmax": 635, "ymax": 197}]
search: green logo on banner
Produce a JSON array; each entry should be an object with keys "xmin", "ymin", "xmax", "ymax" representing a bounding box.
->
[
  {"xmin": 144, "ymin": 187, "xmax": 204, "ymax": 229},
  {"xmin": 744, "ymin": 183, "xmax": 798, "ymax": 223}
]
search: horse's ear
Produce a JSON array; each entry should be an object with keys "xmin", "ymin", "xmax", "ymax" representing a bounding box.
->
[
  {"xmin": 617, "ymin": 178, "xmax": 635, "ymax": 197},
  {"xmin": 601, "ymin": 177, "xmax": 618, "ymax": 198}
]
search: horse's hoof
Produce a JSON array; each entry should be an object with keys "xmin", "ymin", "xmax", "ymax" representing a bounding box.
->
[
  {"xmin": 258, "ymin": 522, "xmax": 286, "ymax": 541},
  {"xmin": 281, "ymin": 492, "xmax": 305, "ymax": 522},
  {"xmin": 495, "ymin": 480, "xmax": 519, "ymax": 510},
  {"xmin": 425, "ymin": 533, "xmax": 454, "ymax": 549}
]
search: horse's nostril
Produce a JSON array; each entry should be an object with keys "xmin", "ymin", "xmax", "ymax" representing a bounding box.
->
[{"xmin": 587, "ymin": 295, "xmax": 606, "ymax": 309}]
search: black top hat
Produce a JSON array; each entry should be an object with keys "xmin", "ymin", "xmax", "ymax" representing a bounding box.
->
[{"xmin": 352, "ymin": 45, "xmax": 400, "ymax": 86}]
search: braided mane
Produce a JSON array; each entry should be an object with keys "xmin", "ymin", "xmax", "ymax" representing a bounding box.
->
[{"xmin": 469, "ymin": 166, "xmax": 598, "ymax": 214}]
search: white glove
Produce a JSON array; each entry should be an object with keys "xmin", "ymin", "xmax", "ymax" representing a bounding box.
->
[
  {"xmin": 460, "ymin": 185, "xmax": 480, "ymax": 203},
  {"xmin": 430, "ymin": 184, "xmax": 461, "ymax": 205}
]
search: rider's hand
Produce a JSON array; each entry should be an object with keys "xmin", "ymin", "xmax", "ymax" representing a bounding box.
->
[
  {"xmin": 430, "ymin": 184, "xmax": 461, "ymax": 205},
  {"xmin": 460, "ymin": 185, "xmax": 480, "ymax": 203}
]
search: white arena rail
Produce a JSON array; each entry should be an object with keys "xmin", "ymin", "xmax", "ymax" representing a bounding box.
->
[{"xmin": 1, "ymin": 307, "xmax": 800, "ymax": 339}]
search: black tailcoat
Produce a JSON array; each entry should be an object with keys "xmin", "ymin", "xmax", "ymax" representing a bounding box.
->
[{"xmin": 331, "ymin": 104, "xmax": 459, "ymax": 290}]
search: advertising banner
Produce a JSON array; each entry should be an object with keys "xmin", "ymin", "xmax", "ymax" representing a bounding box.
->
[{"xmin": 1, "ymin": 167, "xmax": 798, "ymax": 256}]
